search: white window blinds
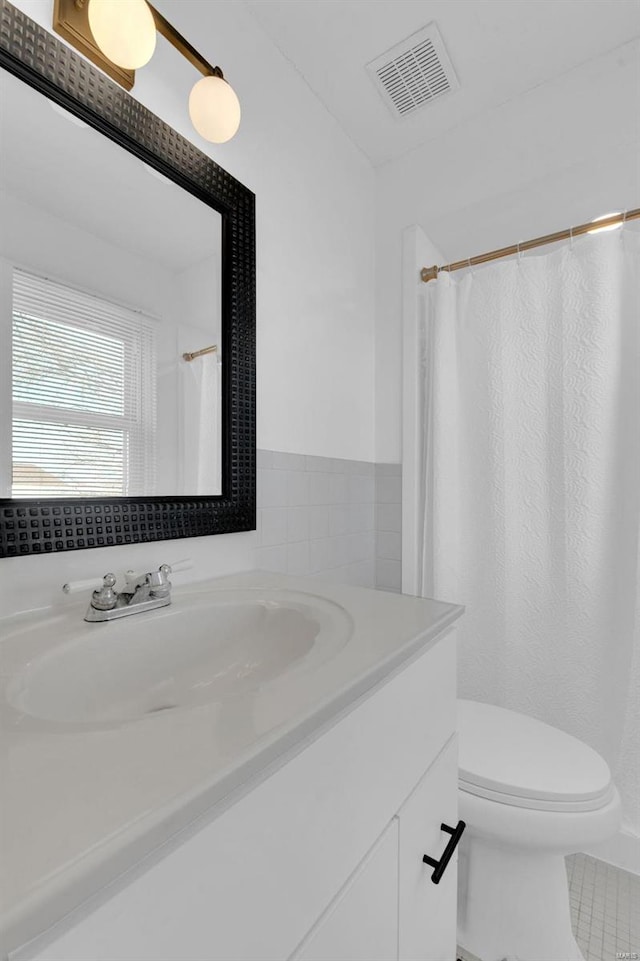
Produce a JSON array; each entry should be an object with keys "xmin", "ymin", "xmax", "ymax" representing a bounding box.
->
[{"xmin": 12, "ymin": 269, "xmax": 157, "ymax": 498}]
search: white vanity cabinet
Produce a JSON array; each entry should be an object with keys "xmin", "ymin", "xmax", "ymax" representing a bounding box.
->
[
  {"xmin": 21, "ymin": 627, "xmax": 459, "ymax": 961},
  {"xmin": 397, "ymin": 738, "xmax": 459, "ymax": 961},
  {"xmin": 292, "ymin": 738, "xmax": 459, "ymax": 961},
  {"xmin": 292, "ymin": 819, "xmax": 400, "ymax": 961}
]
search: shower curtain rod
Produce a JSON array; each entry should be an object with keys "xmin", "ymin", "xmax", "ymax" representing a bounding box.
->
[
  {"xmin": 182, "ymin": 344, "xmax": 218, "ymax": 362},
  {"xmin": 420, "ymin": 207, "xmax": 640, "ymax": 282}
]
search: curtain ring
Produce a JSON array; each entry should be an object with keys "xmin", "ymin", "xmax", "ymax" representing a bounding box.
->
[
  {"xmin": 516, "ymin": 241, "xmax": 522, "ymax": 264},
  {"xmin": 569, "ymin": 225, "xmax": 573, "ymax": 249}
]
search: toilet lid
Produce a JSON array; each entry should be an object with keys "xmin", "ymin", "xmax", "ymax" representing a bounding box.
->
[{"xmin": 458, "ymin": 700, "xmax": 612, "ymax": 806}]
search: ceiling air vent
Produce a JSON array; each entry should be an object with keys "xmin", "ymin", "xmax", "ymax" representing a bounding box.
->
[{"xmin": 366, "ymin": 23, "xmax": 459, "ymax": 120}]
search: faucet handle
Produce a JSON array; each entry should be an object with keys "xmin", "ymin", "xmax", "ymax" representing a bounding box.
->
[
  {"xmin": 91, "ymin": 573, "xmax": 118, "ymax": 611},
  {"xmin": 149, "ymin": 564, "xmax": 172, "ymax": 598},
  {"xmin": 124, "ymin": 569, "xmax": 149, "ymax": 592},
  {"xmin": 124, "ymin": 564, "xmax": 172, "ymax": 595}
]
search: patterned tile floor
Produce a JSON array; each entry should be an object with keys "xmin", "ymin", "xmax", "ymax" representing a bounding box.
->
[
  {"xmin": 457, "ymin": 854, "xmax": 640, "ymax": 961},
  {"xmin": 567, "ymin": 854, "xmax": 640, "ymax": 961}
]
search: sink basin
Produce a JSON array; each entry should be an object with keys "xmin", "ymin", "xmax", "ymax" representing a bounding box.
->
[{"xmin": 4, "ymin": 589, "xmax": 352, "ymax": 726}]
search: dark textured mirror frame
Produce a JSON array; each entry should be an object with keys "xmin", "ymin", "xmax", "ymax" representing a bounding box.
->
[{"xmin": 0, "ymin": 0, "xmax": 256, "ymax": 558}]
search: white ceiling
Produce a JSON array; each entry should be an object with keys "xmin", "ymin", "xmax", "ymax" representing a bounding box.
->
[{"xmin": 244, "ymin": 0, "xmax": 640, "ymax": 168}]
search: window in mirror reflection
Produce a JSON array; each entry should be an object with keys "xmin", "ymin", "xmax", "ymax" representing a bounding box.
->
[{"xmin": 11, "ymin": 270, "xmax": 157, "ymax": 498}]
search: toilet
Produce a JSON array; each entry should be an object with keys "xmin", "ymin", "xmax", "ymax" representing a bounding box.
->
[{"xmin": 456, "ymin": 700, "xmax": 621, "ymax": 961}]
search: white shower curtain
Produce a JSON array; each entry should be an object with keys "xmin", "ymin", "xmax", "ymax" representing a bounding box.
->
[
  {"xmin": 180, "ymin": 352, "xmax": 221, "ymax": 494},
  {"xmin": 418, "ymin": 229, "xmax": 640, "ymax": 837}
]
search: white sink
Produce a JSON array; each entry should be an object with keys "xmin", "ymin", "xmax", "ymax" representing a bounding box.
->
[{"xmin": 4, "ymin": 589, "xmax": 352, "ymax": 726}]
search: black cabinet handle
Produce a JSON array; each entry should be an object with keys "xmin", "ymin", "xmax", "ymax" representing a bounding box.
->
[{"xmin": 422, "ymin": 820, "xmax": 466, "ymax": 884}]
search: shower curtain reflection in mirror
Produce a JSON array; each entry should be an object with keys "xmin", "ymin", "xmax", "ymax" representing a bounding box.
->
[{"xmin": 180, "ymin": 349, "xmax": 221, "ymax": 495}]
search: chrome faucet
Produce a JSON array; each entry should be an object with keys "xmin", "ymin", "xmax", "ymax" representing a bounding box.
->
[{"xmin": 84, "ymin": 564, "xmax": 173, "ymax": 622}]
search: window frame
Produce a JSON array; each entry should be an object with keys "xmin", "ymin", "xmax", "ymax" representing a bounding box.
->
[{"xmin": 10, "ymin": 270, "xmax": 158, "ymax": 499}]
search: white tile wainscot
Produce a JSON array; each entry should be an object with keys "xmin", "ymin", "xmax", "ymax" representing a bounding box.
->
[
  {"xmin": 376, "ymin": 463, "xmax": 402, "ymax": 592},
  {"xmin": 255, "ymin": 451, "xmax": 402, "ymax": 592},
  {"xmin": 4, "ymin": 573, "xmax": 462, "ymax": 961}
]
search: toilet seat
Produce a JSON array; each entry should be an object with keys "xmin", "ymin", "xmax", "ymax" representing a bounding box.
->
[
  {"xmin": 457, "ymin": 699, "xmax": 613, "ymax": 813},
  {"xmin": 459, "ymin": 777, "xmax": 616, "ymax": 812}
]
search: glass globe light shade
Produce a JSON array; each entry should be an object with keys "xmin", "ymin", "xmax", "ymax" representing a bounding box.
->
[
  {"xmin": 88, "ymin": 0, "xmax": 156, "ymax": 70},
  {"xmin": 188, "ymin": 76, "xmax": 241, "ymax": 143}
]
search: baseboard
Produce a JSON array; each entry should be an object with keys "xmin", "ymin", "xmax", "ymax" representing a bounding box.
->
[{"xmin": 583, "ymin": 828, "xmax": 640, "ymax": 876}]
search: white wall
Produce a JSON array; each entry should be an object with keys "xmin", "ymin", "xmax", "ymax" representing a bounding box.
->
[
  {"xmin": 0, "ymin": 0, "xmax": 376, "ymax": 613},
  {"xmin": 375, "ymin": 38, "xmax": 640, "ymax": 462},
  {"xmin": 0, "ymin": 192, "xmax": 172, "ymax": 320}
]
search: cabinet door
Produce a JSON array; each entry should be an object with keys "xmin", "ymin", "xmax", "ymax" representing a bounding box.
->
[
  {"xmin": 397, "ymin": 736, "xmax": 458, "ymax": 961},
  {"xmin": 292, "ymin": 819, "xmax": 398, "ymax": 961}
]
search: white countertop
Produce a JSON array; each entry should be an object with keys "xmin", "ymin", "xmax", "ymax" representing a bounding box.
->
[{"xmin": 0, "ymin": 571, "xmax": 462, "ymax": 956}]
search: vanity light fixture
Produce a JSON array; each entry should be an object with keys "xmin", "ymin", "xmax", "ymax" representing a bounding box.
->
[
  {"xmin": 88, "ymin": 0, "xmax": 156, "ymax": 69},
  {"xmin": 53, "ymin": 0, "xmax": 241, "ymax": 143}
]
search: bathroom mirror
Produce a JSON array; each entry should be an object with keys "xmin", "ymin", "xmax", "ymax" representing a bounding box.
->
[
  {"xmin": 1, "ymin": 69, "xmax": 223, "ymax": 498},
  {"xmin": 0, "ymin": 0, "xmax": 255, "ymax": 557}
]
